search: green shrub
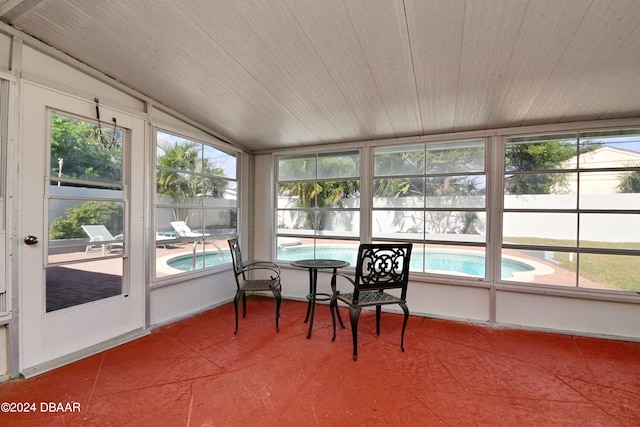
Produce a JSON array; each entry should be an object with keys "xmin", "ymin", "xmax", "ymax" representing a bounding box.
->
[{"xmin": 49, "ymin": 201, "xmax": 123, "ymax": 239}]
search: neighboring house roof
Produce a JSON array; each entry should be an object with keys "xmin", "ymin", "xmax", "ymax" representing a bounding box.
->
[
  {"xmin": 562, "ymin": 146, "xmax": 640, "ymax": 194},
  {"xmin": 563, "ymin": 146, "xmax": 640, "ymax": 169}
]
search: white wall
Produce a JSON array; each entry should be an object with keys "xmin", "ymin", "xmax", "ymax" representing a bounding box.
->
[
  {"xmin": 253, "ymin": 155, "xmax": 274, "ymax": 261},
  {"xmin": 496, "ymin": 289, "xmax": 640, "ymax": 338},
  {"xmin": 149, "ymin": 270, "xmax": 235, "ymax": 326}
]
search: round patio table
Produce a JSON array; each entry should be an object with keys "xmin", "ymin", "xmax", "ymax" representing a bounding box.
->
[{"xmin": 290, "ymin": 259, "xmax": 350, "ymax": 339}]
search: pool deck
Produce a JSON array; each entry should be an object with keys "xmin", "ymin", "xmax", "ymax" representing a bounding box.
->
[{"xmin": 48, "ymin": 239, "xmax": 612, "ymax": 309}]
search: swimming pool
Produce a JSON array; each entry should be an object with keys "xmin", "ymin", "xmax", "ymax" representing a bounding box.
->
[
  {"xmin": 166, "ymin": 251, "xmax": 233, "ymax": 271},
  {"xmin": 166, "ymin": 245, "xmax": 536, "ymax": 279}
]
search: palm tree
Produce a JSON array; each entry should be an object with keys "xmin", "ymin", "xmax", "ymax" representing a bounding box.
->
[
  {"xmin": 617, "ymin": 169, "xmax": 640, "ymax": 193},
  {"xmin": 156, "ymin": 141, "xmax": 228, "ymax": 223},
  {"xmin": 279, "ymin": 180, "xmax": 358, "ymax": 230},
  {"xmin": 278, "ymin": 154, "xmax": 360, "ymax": 230}
]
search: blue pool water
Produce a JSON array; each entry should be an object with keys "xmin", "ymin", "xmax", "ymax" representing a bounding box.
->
[{"xmin": 167, "ymin": 245, "xmax": 534, "ymax": 279}]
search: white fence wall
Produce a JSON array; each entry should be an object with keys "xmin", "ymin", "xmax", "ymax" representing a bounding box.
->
[
  {"xmin": 504, "ymin": 194, "xmax": 640, "ymax": 242},
  {"xmin": 279, "ymin": 194, "xmax": 640, "ymax": 243}
]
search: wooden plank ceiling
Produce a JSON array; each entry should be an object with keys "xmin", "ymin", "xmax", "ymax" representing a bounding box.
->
[{"xmin": 2, "ymin": 0, "xmax": 640, "ymax": 152}]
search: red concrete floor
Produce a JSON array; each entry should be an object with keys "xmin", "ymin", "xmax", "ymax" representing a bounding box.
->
[{"xmin": 1, "ymin": 297, "xmax": 640, "ymax": 426}]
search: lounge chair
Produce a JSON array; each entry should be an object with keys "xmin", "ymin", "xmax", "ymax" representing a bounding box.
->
[
  {"xmin": 81, "ymin": 225, "xmax": 124, "ymax": 255},
  {"xmin": 170, "ymin": 221, "xmax": 210, "ymax": 239},
  {"xmin": 155, "ymin": 232, "xmax": 178, "ymax": 248},
  {"xmin": 277, "ymin": 237, "xmax": 301, "ymax": 248}
]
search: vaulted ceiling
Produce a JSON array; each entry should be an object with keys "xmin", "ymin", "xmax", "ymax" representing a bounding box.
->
[{"xmin": 2, "ymin": 0, "xmax": 640, "ymax": 152}]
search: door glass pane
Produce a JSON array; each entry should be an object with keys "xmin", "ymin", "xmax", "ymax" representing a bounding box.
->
[
  {"xmin": 48, "ymin": 199, "xmax": 124, "ymax": 261},
  {"xmin": 46, "ymin": 259, "xmax": 123, "ymax": 312},
  {"xmin": 46, "ymin": 112, "xmax": 125, "ymax": 312},
  {"xmin": 51, "ymin": 112, "xmax": 122, "ymax": 183}
]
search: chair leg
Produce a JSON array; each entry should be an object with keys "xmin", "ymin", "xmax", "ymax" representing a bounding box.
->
[
  {"xmin": 330, "ymin": 270, "xmax": 345, "ymax": 329},
  {"xmin": 350, "ymin": 307, "xmax": 361, "ymax": 361},
  {"xmin": 375, "ymin": 305, "xmax": 381, "ymax": 335},
  {"xmin": 400, "ymin": 302, "xmax": 409, "ymax": 352},
  {"xmin": 273, "ymin": 287, "xmax": 281, "ymax": 333},
  {"xmin": 233, "ymin": 291, "xmax": 242, "ymax": 334},
  {"xmin": 335, "ymin": 303, "xmax": 345, "ymax": 329},
  {"xmin": 242, "ymin": 293, "xmax": 247, "ymax": 318},
  {"xmin": 330, "ymin": 297, "xmax": 338, "ymax": 341},
  {"xmin": 304, "ymin": 297, "xmax": 312, "ymax": 323}
]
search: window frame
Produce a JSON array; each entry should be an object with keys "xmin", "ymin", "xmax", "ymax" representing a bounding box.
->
[
  {"xmin": 270, "ymin": 124, "xmax": 640, "ymax": 299},
  {"xmin": 153, "ymin": 127, "xmax": 239, "ymax": 282},
  {"xmin": 371, "ymin": 138, "xmax": 489, "ymax": 280},
  {"xmin": 500, "ymin": 128, "xmax": 640, "ymax": 293},
  {"xmin": 275, "ymin": 149, "xmax": 361, "ymax": 262}
]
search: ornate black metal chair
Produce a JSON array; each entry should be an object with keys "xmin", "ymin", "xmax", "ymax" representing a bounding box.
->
[
  {"xmin": 228, "ymin": 238, "xmax": 282, "ymax": 334},
  {"xmin": 330, "ymin": 243, "xmax": 412, "ymax": 360}
]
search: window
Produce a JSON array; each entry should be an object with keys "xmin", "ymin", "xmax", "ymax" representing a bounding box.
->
[
  {"xmin": 276, "ymin": 151, "xmax": 360, "ymax": 262},
  {"xmin": 502, "ymin": 130, "xmax": 640, "ymax": 292},
  {"xmin": 154, "ymin": 130, "xmax": 237, "ymax": 278},
  {"xmin": 46, "ymin": 112, "xmax": 125, "ymax": 311},
  {"xmin": 373, "ymin": 140, "xmax": 487, "ymax": 278}
]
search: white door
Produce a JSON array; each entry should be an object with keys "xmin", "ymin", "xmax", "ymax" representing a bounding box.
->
[{"xmin": 19, "ymin": 82, "xmax": 146, "ymax": 374}]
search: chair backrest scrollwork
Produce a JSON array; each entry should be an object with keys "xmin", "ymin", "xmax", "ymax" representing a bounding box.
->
[
  {"xmin": 354, "ymin": 243, "xmax": 413, "ymax": 301},
  {"xmin": 228, "ymin": 238, "xmax": 245, "ymax": 277}
]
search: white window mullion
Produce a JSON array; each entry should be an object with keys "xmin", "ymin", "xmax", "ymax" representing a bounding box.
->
[{"xmin": 360, "ymin": 146, "xmax": 372, "ymax": 244}]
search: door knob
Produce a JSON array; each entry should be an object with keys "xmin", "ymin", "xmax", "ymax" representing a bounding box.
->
[{"xmin": 24, "ymin": 235, "xmax": 39, "ymax": 245}]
